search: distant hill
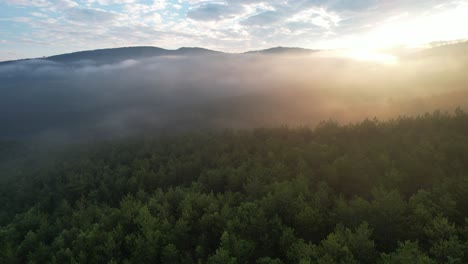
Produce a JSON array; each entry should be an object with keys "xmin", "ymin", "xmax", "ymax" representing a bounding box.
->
[
  {"xmin": 245, "ymin": 46, "xmax": 318, "ymax": 55},
  {"xmin": 405, "ymin": 40, "xmax": 468, "ymax": 59},
  {"xmin": 2, "ymin": 41, "xmax": 467, "ymax": 65},
  {"xmin": 47, "ymin": 46, "xmax": 223, "ymax": 64},
  {"xmin": 427, "ymin": 40, "xmax": 468, "ymax": 57},
  {"xmin": 0, "ymin": 46, "xmax": 322, "ymax": 65},
  {"xmin": 0, "ymin": 47, "xmax": 224, "ymax": 65},
  {"xmin": 47, "ymin": 47, "xmax": 171, "ymax": 64}
]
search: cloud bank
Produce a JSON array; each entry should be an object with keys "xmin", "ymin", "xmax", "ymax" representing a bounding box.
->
[{"xmin": 1, "ymin": 45, "xmax": 468, "ymax": 142}]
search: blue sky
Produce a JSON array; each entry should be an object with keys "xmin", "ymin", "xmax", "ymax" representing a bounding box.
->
[{"xmin": 0, "ymin": 0, "xmax": 467, "ymax": 60}]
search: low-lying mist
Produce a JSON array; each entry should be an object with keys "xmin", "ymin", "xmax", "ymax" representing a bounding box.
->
[{"xmin": 1, "ymin": 44, "xmax": 468, "ymax": 142}]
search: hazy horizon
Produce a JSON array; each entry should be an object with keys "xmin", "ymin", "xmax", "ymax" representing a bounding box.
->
[{"xmin": 2, "ymin": 39, "xmax": 467, "ymax": 62}]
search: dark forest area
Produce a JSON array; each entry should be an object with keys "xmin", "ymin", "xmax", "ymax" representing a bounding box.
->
[{"xmin": 1, "ymin": 110, "xmax": 467, "ymax": 263}]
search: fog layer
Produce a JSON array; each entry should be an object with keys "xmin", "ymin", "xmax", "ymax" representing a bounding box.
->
[{"xmin": 1, "ymin": 44, "xmax": 468, "ymax": 141}]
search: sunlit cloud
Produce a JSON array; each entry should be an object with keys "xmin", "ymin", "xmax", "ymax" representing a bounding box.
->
[
  {"xmin": 317, "ymin": 1, "xmax": 468, "ymax": 50},
  {"xmin": 287, "ymin": 8, "xmax": 340, "ymax": 30}
]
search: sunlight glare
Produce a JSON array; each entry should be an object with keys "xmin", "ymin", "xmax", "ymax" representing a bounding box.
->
[
  {"xmin": 344, "ymin": 49, "xmax": 398, "ymax": 65},
  {"xmin": 316, "ymin": 1, "xmax": 468, "ymax": 51}
]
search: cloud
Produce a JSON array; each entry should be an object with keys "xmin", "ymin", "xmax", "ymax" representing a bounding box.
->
[
  {"xmin": 187, "ymin": 3, "xmax": 244, "ymax": 21},
  {"xmin": 315, "ymin": 0, "xmax": 468, "ymax": 49},
  {"xmin": 0, "ymin": 17, "xmax": 33, "ymax": 23},
  {"xmin": 142, "ymin": 13, "xmax": 162, "ymax": 24},
  {"xmin": 65, "ymin": 7, "xmax": 122, "ymax": 24},
  {"xmin": 287, "ymin": 8, "xmax": 340, "ymax": 29},
  {"xmin": 2, "ymin": 0, "xmax": 50, "ymax": 7},
  {"xmin": 86, "ymin": 0, "xmax": 137, "ymax": 5},
  {"xmin": 31, "ymin": 12, "xmax": 48, "ymax": 18},
  {"xmin": 241, "ymin": 11, "xmax": 283, "ymax": 26},
  {"xmin": 55, "ymin": 0, "xmax": 78, "ymax": 8},
  {"xmin": 0, "ymin": 50, "xmax": 19, "ymax": 61}
]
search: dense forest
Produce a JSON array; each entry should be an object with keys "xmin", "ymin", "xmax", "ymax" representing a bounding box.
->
[{"xmin": 1, "ymin": 110, "xmax": 467, "ymax": 263}]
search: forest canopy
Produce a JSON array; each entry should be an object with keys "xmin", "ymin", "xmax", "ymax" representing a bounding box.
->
[{"xmin": 0, "ymin": 110, "xmax": 467, "ymax": 263}]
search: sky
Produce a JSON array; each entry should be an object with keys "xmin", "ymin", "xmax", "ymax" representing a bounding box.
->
[{"xmin": 0, "ymin": 0, "xmax": 468, "ymax": 61}]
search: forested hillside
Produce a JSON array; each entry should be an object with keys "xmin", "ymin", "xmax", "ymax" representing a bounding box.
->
[{"xmin": 1, "ymin": 110, "xmax": 467, "ymax": 263}]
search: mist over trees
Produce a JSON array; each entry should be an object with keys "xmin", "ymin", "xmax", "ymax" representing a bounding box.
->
[
  {"xmin": 0, "ymin": 111, "xmax": 467, "ymax": 263},
  {"xmin": 1, "ymin": 44, "xmax": 468, "ymax": 141}
]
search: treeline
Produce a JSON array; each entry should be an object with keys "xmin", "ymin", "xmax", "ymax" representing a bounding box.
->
[{"xmin": 1, "ymin": 110, "xmax": 467, "ymax": 263}]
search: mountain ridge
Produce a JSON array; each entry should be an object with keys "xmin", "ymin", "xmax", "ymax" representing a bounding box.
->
[
  {"xmin": 0, "ymin": 46, "xmax": 319, "ymax": 64},
  {"xmin": 244, "ymin": 46, "xmax": 318, "ymax": 54},
  {"xmin": 1, "ymin": 40, "xmax": 468, "ymax": 64},
  {"xmin": 0, "ymin": 46, "xmax": 223, "ymax": 65}
]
